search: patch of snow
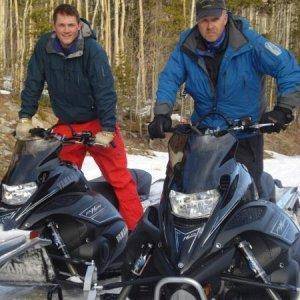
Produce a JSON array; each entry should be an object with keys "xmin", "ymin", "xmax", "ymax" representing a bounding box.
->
[
  {"xmin": 3, "ymin": 75, "xmax": 12, "ymax": 91},
  {"xmin": 82, "ymin": 150, "xmax": 300, "ymax": 189},
  {"xmin": 264, "ymin": 151, "xmax": 300, "ymax": 187},
  {"xmin": 0, "ymin": 90, "xmax": 11, "ymax": 95},
  {"xmin": 82, "ymin": 151, "xmax": 168, "ymax": 182},
  {"xmin": 171, "ymin": 114, "xmax": 181, "ymax": 122}
]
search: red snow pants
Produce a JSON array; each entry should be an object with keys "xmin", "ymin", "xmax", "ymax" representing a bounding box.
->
[{"xmin": 53, "ymin": 119, "xmax": 143, "ymax": 230}]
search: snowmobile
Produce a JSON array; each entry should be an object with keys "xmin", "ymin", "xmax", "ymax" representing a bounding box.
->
[
  {"xmin": 120, "ymin": 116, "xmax": 300, "ymax": 300},
  {"xmin": 0, "ymin": 128, "xmax": 152, "ymax": 285}
]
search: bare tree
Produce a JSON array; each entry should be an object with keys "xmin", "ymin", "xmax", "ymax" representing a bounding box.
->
[
  {"xmin": 190, "ymin": 0, "xmax": 196, "ymax": 27},
  {"xmin": 85, "ymin": 0, "xmax": 89, "ymax": 20},
  {"xmin": 0, "ymin": 0, "xmax": 6, "ymax": 72},
  {"xmin": 114, "ymin": 0, "xmax": 119, "ymax": 66},
  {"xmin": 119, "ymin": 0, "xmax": 125, "ymax": 57},
  {"xmin": 76, "ymin": 0, "xmax": 82, "ymax": 16},
  {"xmin": 19, "ymin": 0, "xmax": 31, "ymax": 91},
  {"xmin": 13, "ymin": 0, "xmax": 20, "ymax": 89},
  {"xmin": 9, "ymin": 0, "xmax": 13, "ymax": 71},
  {"xmin": 138, "ymin": 0, "xmax": 146, "ymax": 104},
  {"xmin": 92, "ymin": 0, "xmax": 100, "ymax": 28},
  {"xmin": 104, "ymin": 0, "xmax": 112, "ymax": 61}
]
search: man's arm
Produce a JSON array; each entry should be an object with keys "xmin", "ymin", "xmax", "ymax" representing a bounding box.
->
[
  {"xmin": 155, "ymin": 41, "xmax": 187, "ymax": 115},
  {"xmin": 87, "ymin": 42, "xmax": 117, "ymax": 132},
  {"xmin": 148, "ymin": 37, "xmax": 187, "ymax": 139},
  {"xmin": 252, "ymin": 35, "xmax": 300, "ymax": 110},
  {"xmin": 19, "ymin": 39, "xmax": 46, "ymax": 119}
]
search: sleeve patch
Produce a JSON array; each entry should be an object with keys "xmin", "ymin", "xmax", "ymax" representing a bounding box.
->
[{"xmin": 264, "ymin": 41, "xmax": 282, "ymax": 56}]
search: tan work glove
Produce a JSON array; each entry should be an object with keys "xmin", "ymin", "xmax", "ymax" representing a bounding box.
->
[
  {"xmin": 15, "ymin": 118, "xmax": 33, "ymax": 140},
  {"xmin": 94, "ymin": 131, "xmax": 115, "ymax": 147}
]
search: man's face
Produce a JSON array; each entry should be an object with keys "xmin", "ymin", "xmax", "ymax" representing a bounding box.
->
[
  {"xmin": 197, "ymin": 11, "xmax": 228, "ymax": 42},
  {"xmin": 54, "ymin": 14, "xmax": 81, "ymax": 48}
]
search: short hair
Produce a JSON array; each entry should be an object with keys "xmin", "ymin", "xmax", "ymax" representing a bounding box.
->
[{"xmin": 53, "ymin": 4, "xmax": 80, "ymax": 23}]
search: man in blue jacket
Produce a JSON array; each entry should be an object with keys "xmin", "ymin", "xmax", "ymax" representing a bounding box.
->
[
  {"xmin": 15, "ymin": 4, "xmax": 143, "ymax": 230},
  {"xmin": 148, "ymin": 0, "xmax": 299, "ymax": 195}
]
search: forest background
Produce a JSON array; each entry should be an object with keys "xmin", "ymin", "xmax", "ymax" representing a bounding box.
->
[{"xmin": 0, "ymin": 0, "xmax": 299, "ymax": 166}]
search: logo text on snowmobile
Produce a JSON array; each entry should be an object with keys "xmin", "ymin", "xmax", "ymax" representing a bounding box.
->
[
  {"xmin": 80, "ymin": 203, "xmax": 104, "ymax": 219},
  {"xmin": 116, "ymin": 227, "xmax": 128, "ymax": 243}
]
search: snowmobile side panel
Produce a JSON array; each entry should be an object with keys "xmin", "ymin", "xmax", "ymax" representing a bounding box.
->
[
  {"xmin": 213, "ymin": 200, "xmax": 300, "ymax": 253},
  {"xmin": 18, "ymin": 192, "xmax": 123, "ymax": 230}
]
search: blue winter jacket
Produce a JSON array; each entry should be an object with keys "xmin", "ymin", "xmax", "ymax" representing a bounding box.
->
[{"xmin": 156, "ymin": 16, "xmax": 300, "ymax": 131}]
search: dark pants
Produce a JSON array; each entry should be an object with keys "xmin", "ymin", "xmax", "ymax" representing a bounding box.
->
[{"xmin": 235, "ymin": 135, "xmax": 264, "ymax": 196}]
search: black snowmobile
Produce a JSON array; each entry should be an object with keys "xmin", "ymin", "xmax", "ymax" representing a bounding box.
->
[
  {"xmin": 0, "ymin": 128, "xmax": 152, "ymax": 284},
  {"xmin": 120, "ymin": 117, "xmax": 300, "ymax": 300}
]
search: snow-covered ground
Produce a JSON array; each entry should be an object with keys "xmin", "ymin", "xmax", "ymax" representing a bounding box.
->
[{"xmin": 82, "ymin": 150, "xmax": 300, "ymax": 188}]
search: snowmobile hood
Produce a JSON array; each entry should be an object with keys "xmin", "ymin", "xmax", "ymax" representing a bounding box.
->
[
  {"xmin": 180, "ymin": 132, "xmax": 237, "ymax": 193},
  {"xmin": 2, "ymin": 139, "xmax": 61, "ymax": 185}
]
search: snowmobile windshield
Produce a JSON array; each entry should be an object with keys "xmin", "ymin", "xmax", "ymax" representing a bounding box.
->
[
  {"xmin": 2, "ymin": 139, "xmax": 61, "ymax": 185},
  {"xmin": 181, "ymin": 132, "xmax": 237, "ymax": 193}
]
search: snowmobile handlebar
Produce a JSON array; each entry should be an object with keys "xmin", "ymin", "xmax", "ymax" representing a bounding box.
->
[
  {"xmin": 203, "ymin": 122, "xmax": 275, "ymax": 137},
  {"xmin": 168, "ymin": 121, "xmax": 275, "ymax": 137},
  {"xmin": 28, "ymin": 128, "xmax": 116, "ymax": 148}
]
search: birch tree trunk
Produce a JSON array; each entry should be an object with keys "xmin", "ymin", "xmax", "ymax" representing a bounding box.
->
[
  {"xmin": 29, "ymin": 1, "xmax": 34, "ymax": 53},
  {"xmin": 100, "ymin": 0, "xmax": 105, "ymax": 41},
  {"xmin": 76, "ymin": 0, "xmax": 82, "ymax": 16},
  {"xmin": 85, "ymin": 0, "xmax": 89, "ymax": 20},
  {"xmin": 119, "ymin": 0, "xmax": 125, "ymax": 56},
  {"xmin": 190, "ymin": 0, "xmax": 196, "ymax": 27},
  {"xmin": 50, "ymin": 0, "xmax": 54, "ymax": 22},
  {"xmin": 13, "ymin": 0, "xmax": 20, "ymax": 89},
  {"xmin": 104, "ymin": 0, "xmax": 112, "ymax": 62},
  {"xmin": 9, "ymin": 0, "xmax": 13, "ymax": 70},
  {"xmin": 0, "ymin": 0, "xmax": 6, "ymax": 73},
  {"xmin": 183, "ymin": 0, "xmax": 187, "ymax": 27},
  {"xmin": 91, "ymin": 0, "xmax": 100, "ymax": 28},
  {"xmin": 114, "ymin": 0, "xmax": 119, "ymax": 66},
  {"xmin": 19, "ymin": 0, "xmax": 31, "ymax": 91},
  {"xmin": 138, "ymin": 0, "xmax": 146, "ymax": 104}
]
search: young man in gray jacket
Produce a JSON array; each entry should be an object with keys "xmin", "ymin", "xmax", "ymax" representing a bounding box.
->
[{"xmin": 16, "ymin": 4, "xmax": 143, "ymax": 230}]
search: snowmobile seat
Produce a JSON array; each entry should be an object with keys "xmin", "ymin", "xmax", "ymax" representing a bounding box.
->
[{"xmin": 88, "ymin": 169, "xmax": 152, "ymax": 208}]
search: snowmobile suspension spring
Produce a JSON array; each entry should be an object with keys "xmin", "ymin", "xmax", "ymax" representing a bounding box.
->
[
  {"xmin": 47, "ymin": 221, "xmax": 78, "ymax": 277},
  {"xmin": 238, "ymin": 241, "xmax": 282, "ymax": 300}
]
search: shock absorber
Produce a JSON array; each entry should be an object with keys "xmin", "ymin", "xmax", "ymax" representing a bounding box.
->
[
  {"xmin": 238, "ymin": 241, "xmax": 281, "ymax": 300},
  {"xmin": 118, "ymin": 243, "xmax": 154, "ymax": 300},
  {"xmin": 132, "ymin": 243, "xmax": 154, "ymax": 276},
  {"xmin": 48, "ymin": 221, "xmax": 81, "ymax": 282}
]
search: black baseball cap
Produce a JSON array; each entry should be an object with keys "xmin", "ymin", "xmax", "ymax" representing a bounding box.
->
[{"xmin": 196, "ymin": 0, "xmax": 226, "ymax": 22}]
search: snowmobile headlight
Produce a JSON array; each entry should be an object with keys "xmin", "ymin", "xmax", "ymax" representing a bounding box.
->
[
  {"xmin": 2, "ymin": 182, "xmax": 37, "ymax": 206},
  {"xmin": 169, "ymin": 189, "xmax": 219, "ymax": 219}
]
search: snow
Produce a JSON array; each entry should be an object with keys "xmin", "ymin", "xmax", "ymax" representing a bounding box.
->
[
  {"xmin": 82, "ymin": 150, "xmax": 300, "ymax": 188},
  {"xmin": 264, "ymin": 151, "xmax": 300, "ymax": 187},
  {"xmin": 0, "ymin": 90, "xmax": 10, "ymax": 95}
]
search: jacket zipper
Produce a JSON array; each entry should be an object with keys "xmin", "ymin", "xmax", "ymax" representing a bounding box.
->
[{"xmin": 197, "ymin": 58, "xmax": 217, "ymax": 111}]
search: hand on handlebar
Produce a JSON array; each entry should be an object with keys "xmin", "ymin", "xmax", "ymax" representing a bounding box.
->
[
  {"xmin": 94, "ymin": 131, "xmax": 115, "ymax": 147},
  {"xmin": 260, "ymin": 106, "xmax": 294, "ymax": 134},
  {"xmin": 148, "ymin": 115, "xmax": 172, "ymax": 139},
  {"xmin": 28, "ymin": 128, "xmax": 116, "ymax": 148}
]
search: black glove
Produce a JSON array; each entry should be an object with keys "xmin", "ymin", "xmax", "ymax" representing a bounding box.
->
[
  {"xmin": 148, "ymin": 115, "xmax": 172, "ymax": 139},
  {"xmin": 260, "ymin": 106, "xmax": 294, "ymax": 133}
]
